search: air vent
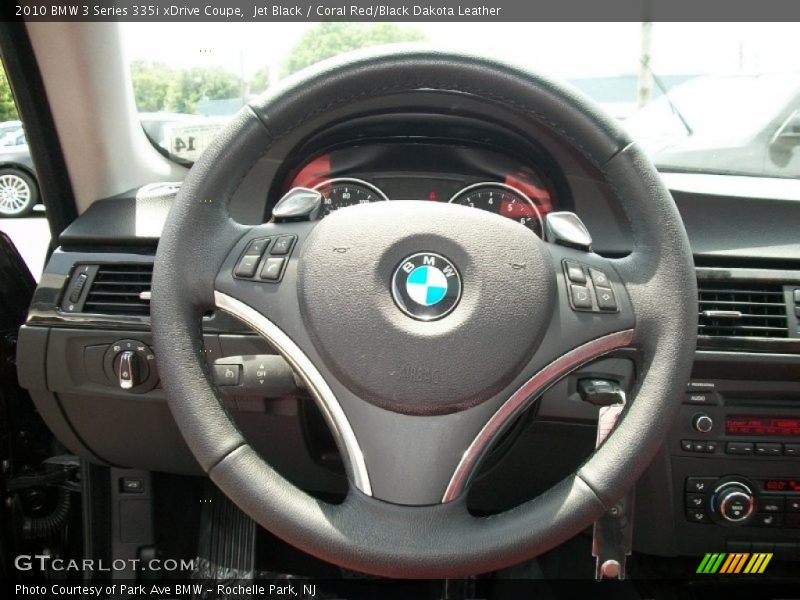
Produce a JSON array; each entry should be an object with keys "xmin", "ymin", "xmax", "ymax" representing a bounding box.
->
[
  {"xmin": 698, "ymin": 282, "xmax": 788, "ymax": 338},
  {"xmin": 82, "ymin": 264, "xmax": 152, "ymax": 316}
]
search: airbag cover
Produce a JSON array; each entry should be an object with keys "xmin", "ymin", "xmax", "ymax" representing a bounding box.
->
[{"xmin": 298, "ymin": 201, "xmax": 555, "ymax": 414}]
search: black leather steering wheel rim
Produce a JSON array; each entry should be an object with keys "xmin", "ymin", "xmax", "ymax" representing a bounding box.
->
[{"xmin": 152, "ymin": 48, "xmax": 696, "ymax": 577}]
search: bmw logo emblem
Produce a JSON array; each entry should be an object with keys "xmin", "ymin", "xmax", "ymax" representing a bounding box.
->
[{"xmin": 391, "ymin": 252, "xmax": 462, "ymax": 321}]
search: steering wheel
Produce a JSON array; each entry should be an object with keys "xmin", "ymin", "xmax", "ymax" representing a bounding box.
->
[{"xmin": 152, "ymin": 49, "xmax": 696, "ymax": 577}]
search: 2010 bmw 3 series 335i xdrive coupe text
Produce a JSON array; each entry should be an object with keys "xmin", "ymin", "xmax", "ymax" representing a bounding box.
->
[{"xmin": 0, "ymin": 4, "xmax": 799, "ymax": 600}]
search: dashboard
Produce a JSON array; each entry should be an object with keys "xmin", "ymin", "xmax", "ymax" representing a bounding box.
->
[
  {"xmin": 15, "ymin": 107, "xmax": 800, "ymax": 567},
  {"xmin": 281, "ymin": 143, "xmax": 561, "ymax": 237}
]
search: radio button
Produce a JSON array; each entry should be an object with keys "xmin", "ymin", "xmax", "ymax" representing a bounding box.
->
[
  {"xmin": 706, "ymin": 441, "xmax": 718, "ymax": 453},
  {"xmin": 726, "ymin": 442, "xmax": 754, "ymax": 455},
  {"xmin": 755, "ymin": 442, "xmax": 782, "ymax": 457},
  {"xmin": 685, "ymin": 392, "xmax": 717, "ymax": 405},
  {"xmin": 681, "ymin": 439, "xmax": 693, "ymax": 452},
  {"xmin": 759, "ymin": 497, "xmax": 784, "ymax": 513},
  {"xmin": 784, "ymin": 444, "xmax": 800, "ymax": 457},
  {"xmin": 692, "ymin": 413, "xmax": 714, "ymax": 433},
  {"xmin": 786, "ymin": 498, "xmax": 800, "ymax": 513}
]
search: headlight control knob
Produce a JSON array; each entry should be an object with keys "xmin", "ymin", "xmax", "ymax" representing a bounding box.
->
[{"xmin": 103, "ymin": 339, "xmax": 158, "ymax": 393}]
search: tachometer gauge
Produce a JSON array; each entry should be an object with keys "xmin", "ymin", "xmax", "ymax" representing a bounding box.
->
[
  {"xmin": 313, "ymin": 178, "xmax": 388, "ymax": 217},
  {"xmin": 449, "ymin": 182, "xmax": 543, "ymax": 236}
]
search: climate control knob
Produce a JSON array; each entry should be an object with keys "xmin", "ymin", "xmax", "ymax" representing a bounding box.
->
[{"xmin": 712, "ymin": 481, "xmax": 755, "ymax": 524}]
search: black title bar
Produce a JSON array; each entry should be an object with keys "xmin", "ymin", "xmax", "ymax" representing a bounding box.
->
[{"xmin": 4, "ymin": 0, "xmax": 800, "ymax": 22}]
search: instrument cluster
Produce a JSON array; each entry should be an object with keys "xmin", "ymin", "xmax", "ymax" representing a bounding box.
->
[{"xmin": 281, "ymin": 143, "xmax": 560, "ymax": 237}]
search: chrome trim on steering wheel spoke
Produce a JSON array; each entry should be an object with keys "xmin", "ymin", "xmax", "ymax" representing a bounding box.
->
[
  {"xmin": 442, "ymin": 329, "xmax": 635, "ymax": 503},
  {"xmin": 214, "ymin": 290, "xmax": 372, "ymax": 496}
]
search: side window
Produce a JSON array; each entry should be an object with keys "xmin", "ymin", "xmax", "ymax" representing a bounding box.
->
[{"xmin": 0, "ymin": 58, "xmax": 49, "ymax": 279}]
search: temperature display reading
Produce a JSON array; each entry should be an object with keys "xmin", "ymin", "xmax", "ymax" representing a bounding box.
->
[
  {"xmin": 763, "ymin": 479, "xmax": 800, "ymax": 492},
  {"xmin": 726, "ymin": 416, "xmax": 800, "ymax": 437}
]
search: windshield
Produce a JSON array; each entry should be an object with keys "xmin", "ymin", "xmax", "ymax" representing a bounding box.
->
[{"xmin": 122, "ymin": 22, "xmax": 800, "ymax": 178}]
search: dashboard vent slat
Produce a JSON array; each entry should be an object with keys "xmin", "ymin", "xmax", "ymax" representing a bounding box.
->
[
  {"xmin": 83, "ymin": 263, "xmax": 152, "ymax": 316},
  {"xmin": 697, "ymin": 281, "xmax": 788, "ymax": 339}
]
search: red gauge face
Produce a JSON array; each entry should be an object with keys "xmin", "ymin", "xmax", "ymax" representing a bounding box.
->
[
  {"xmin": 289, "ymin": 154, "xmax": 332, "ymax": 190},
  {"xmin": 505, "ymin": 173, "xmax": 553, "ymax": 216},
  {"xmin": 449, "ymin": 183, "xmax": 543, "ymax": 237}
]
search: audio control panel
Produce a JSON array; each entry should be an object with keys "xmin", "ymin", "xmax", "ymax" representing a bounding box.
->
[{"xmin": 685, "ymin": 475, "xmax": 800, "ymax": 529}]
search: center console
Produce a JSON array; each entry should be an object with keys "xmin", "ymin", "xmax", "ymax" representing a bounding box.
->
[{"xmin": 635, "ymin": 374, "xmax": 800, "ymax": 562}]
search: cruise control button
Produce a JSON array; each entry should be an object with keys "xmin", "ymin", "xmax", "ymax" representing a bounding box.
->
[
  {"xmin": 726, "ymin": 442, "xmax": 754, "ymax": 455},
  {"xmin": 271, "ymin": 235, "xmax": 295, "ymax": 256},
  {"xmin": 564, "ymin": 261, "xmax": 586, "ymax": 283},
  {"xmin": 234, "ymin": 255, "xmax": 260, "ymax": 278},
  {"xmin": 595, "ymin": 286, "xmax": 617, "ymax": 311},
  {"xmin": 260, "ymin": 257, "xmax": 285, "ymax": 281},
  {"xmin": 213, "ymin": 364, "xmax": 241, "ymax": 386},
  {"xmin": 759, "ymin": 497, "xmax": 784, "ymax": 513},
  {"xmin": 244, "ymin": 237, "xmax": 270, "ymax": 257},
  {"xmin": 570, "ymin": 284, "xmax": 592, "ymax": 309},
  {"xmin": 590, "ymin": 268, "xmax": 610, "ymax": 288}
]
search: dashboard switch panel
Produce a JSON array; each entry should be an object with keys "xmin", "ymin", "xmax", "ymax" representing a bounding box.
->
[
  {"xmin": 563, "ymin": 260, "xmax": 619, "ymax": 314},
  {"xmin": 684, "ymin": 476, "xmax": 800, "ymax": 529},
  {"xmin": 233, "ymin": 235, "xmax": 296, "ymax": 283},
  {"xmin": 213, "ymin": 355, "xmax": 301, "ymax": 397},
  {"xmin": 102, "ymin": 339, "xmax": 158, "ymax": 394}
]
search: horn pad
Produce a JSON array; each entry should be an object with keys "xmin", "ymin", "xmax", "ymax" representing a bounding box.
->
[{"xmin": 298, "ymin": 201, "xmax": 556, "ymax": 415}]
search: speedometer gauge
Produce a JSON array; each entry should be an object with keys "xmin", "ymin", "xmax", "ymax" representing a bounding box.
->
[
  {"xmin": 449, "ymin": 182, "xmax": 543, "ymax": 236},
  {"xmin": 313, "ymin": 178, "xmax": 388, "ymax": 217}
]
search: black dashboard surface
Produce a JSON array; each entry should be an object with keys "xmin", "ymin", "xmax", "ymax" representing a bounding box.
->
[{"xmin": 58, "ymin": 173, "xmax": 800, "ymax": 265}]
